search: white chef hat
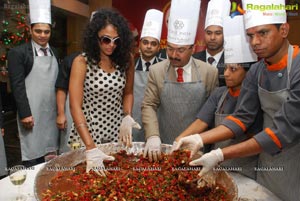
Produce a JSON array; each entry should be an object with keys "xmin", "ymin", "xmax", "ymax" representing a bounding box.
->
[
  {"xmin": 167, "ymin": 0, "xmax": 201, "ymax": 45},
  {"xmin": 29, "ymin": 0, "xmax": 51, "ymax": 24},
  {"xmin": 205, "ymin": 0, "xmax": 231, "ymax": 29},
  {"xmin": 223, "ymin": 15, "xmax": 257, "ymax": 64},
  {"xmin": 140, "ymin": 9, "xmax": 163, "ymax": 42},
  {"xmin": 242, "ymin": 0, "xmax": 287, "ymax": 29}
]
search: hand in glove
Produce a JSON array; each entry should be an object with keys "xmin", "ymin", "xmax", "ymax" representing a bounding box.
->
[
  {"xmin": 171, "ymin": 141, "xmax": 178, "ymax": 153},
  {"xmin": 171, "ymin": 134, "xmax": 203, "ymax": 158},
  {"xmin": 85, "ymin": 148, "xmax": 115, "ymax": 176},
  {"xmin": 119, "ymin": 115, "xmax": 141, "ymax": 147},
  {"xmin": 189, "ymin": 148, "xmax": 224, "ymax": 177},
  {"xmin": 143, "ymin": 136, "xmax": 162, "ymax": 162}
]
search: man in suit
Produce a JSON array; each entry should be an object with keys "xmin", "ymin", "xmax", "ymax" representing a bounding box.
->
[
  {"xmin": 142, "ymin": 0, "xmax": 218, "ymax": 162},
  {"xmin": 132, "ymin": 9, "xmax": 163, "ymax": 142},
  {"xmin": 134, "ymin": 9, "xmax": 163, "ymax": 73},
  {"xmin": 193, "ymin": 0, "xmax": 231, "ymax": 86},
  {"xmin": 7, "ymin": 0, "xmax": 60, "ymax": 167},
  {"xmin": 55, "ymin": 51, "xmax": 80, "ymax": 153}
]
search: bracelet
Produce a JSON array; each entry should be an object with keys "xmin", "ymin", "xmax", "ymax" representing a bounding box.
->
[
  {"xmin": 123, "ymin": 111, "xmax": 131, "ymax": 116},
  {"xmin": 75, "ymin": 122, "xmax": 88, "ymax": 130}
]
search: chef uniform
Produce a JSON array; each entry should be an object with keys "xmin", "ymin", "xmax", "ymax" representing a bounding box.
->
[
  {"xmin": 221, "ymin": 0, "xmax": 300, "ymax": 200},
  {"xmin": 132, "ymin": 9, "xmax": 163, "ymax": 142},
  {"xmin": 213, "ymin": 15, "xmax": 259, "ymax": 179},
  {"xmin": 142, "ymin": 0, "xmax": 218, "ymax": 145},
  {"xmin": 8, "ymin": 0, "xmax": 59, "ymax": 164}
]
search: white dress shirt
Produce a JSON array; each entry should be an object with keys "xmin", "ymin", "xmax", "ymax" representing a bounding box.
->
[
  {"xmin": 141, "ymin": 57, "xmax": 156, "ymax": 71},
  {"xmin": 32, "ymin": 40, "xmax": 50, "ymax": 56},
  {"xmin": 206, "ymin": 50, "xmax": 224, "ymax": 67},
  {"xmin": 175, "ymin": 58, "xmax": 192, "ymax": 82}
]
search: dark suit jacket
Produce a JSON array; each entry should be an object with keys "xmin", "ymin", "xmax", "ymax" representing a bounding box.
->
[
  {"xmin": 193, "ymin": 50, "xmax": 226, "ymax": 86},
  {"xmin": 0, "ymin": 93, "xmax": 2, "ymax": 128},
  {"xmin": 55, "ymin": 51, "xmax": 81, "ymax": 91},
  {"xmin": 7, "ymin": 42, "xmax": 59, "ymax": 119},
  {"xmin": 156, "ymin": 48, "xmax": 168, "ymax": 60},
  {"xmin": 135, "ymin": 56, "xmax": 162, "ymax": 71}
]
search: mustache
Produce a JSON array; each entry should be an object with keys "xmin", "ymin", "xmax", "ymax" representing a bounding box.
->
[{"xmin": 169, "ymin": 57, "xmax": 181, "ymax": 62}]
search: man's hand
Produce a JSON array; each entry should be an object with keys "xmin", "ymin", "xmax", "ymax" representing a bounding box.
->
[
  {"xmin": 172, "ymin": 134, "xmax": 203, "ymax": 158},
  {"xmin": 21, "ymin": 116, "xmax": 34, "ymax": 129},
  {"xmin": 56, "ymin": 113, "xmax": 67, "ymax": 130},
  {"xmin": 85, "ymin": 148, "xmax": 115, "ymax": 176},
  {"xmin": 189, "ymin": 148, "xmax": 224, "ymax": 177},
  {"xmin": 143, "ymin": 136, "xmax": 162, "ymax": 162},
  {"xmin": 119, "ymin": 115, "xmax": 141, "ymax": 147}
]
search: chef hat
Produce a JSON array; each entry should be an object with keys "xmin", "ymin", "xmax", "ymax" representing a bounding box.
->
[
  {"xmin": 167, "ymin": 0, "xmax": 201, "ymax": 45},
  {"xmin": 205, "ymin": 0, "xmax": 231, "ymax": 29},
  {"xmin": 223, "ymin": 15, "xmax": 257, "ymax": 64},
  {"xmin": 242, "ymin": 0, "xmax": 287, "ymax": 29},
  {"xmin": 140, "ymin": 9, "xmax": 163, "ymax": 42},
  {"xmin": 29, "ymin": 0, "xmax": 51, "ymax": 24}
]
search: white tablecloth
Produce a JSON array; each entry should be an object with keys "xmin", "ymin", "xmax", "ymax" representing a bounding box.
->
[
  {"xmin": 0, "ymin": 165, "xmax": 281, "ymax": 201},
  {"xmin": 0, "ymin": 163, "xmax": 44, "ymax": 201}
]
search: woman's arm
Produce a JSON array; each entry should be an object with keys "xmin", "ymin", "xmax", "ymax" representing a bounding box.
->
[
  {"xmin": 69, "ymin": 55, "xmax": 95, "ymax": 150},
  {"xmin": 122, "ymin": 54, "xmax": 135, "ymax": 115}
]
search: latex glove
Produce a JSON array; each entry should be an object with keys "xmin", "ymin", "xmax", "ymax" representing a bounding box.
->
[
  {"xmin": 85, "ymin": 148, "xmax": 115, "ymax": 176},
  {"xmin": 143, "ymin": 136, "xmax": 162, "ymax": 162},
  {"xmin": 119, "ymin": 115, "xmax": 141, "ymax": 147},
  {"xmin": 172, "ymin": 134, "xmax": 203, "ymax": 158},
  {"xmin": 170, "ymin": 141, "xmax": 178, "ymax": 153},
  {"xmin": 189, "ymin": 148, "xmax": 224, "ymax": 177}
]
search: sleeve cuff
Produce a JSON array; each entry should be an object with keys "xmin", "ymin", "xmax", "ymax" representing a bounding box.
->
[
  {"xmin": 254, "ymin": 131, "xmax": 281, "ymax": 155},
  {"xmin": 221, "ymin": 118, "xmax": 245, "ymax": 138}
]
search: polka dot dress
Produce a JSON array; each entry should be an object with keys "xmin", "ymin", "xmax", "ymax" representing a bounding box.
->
[{"xmin": 69, "ymin": 54, "xmax": 126, "ymax": 146}]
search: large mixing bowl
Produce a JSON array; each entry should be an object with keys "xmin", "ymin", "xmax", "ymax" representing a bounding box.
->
[{"xmin": 34, "ymin": 142, "xmax": 238, "ymax": 200}]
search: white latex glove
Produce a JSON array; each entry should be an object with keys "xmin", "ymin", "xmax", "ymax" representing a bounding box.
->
[
  {"xmin": 189, "ymin": 148, "xmax": 224, "ymax": 177},
  {"xmin": 143, "ymin": 136, "xmax": 162, "ymax": 162},
  {"xmin": 119, "ymin": 115, "xmax": 141, "ymax": 147},
  {"xmin": 172, "ymin": 134, "xmax": 203, "ymax": 158},
  {"xmin": 171, "ymin": 141, "xmax": 178, "ymax": 153},
  {"xmin": 85, "ymin": 148, "xmax": 115, "ymax": 176}
]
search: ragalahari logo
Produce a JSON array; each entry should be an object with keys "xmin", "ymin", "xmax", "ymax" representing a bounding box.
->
[
  {"xmin": 245, "ymin": 3, "xmax": 298, "ymax": 11},
  {"xmin": 230, "ymin": 1, "xmax": 299, "ymax": 17}
]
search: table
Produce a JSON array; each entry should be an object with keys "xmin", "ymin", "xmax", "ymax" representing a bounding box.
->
[
  {"xmin": 0, "ymin": 164, "xmax": 282, "ymax": 201},
  {"xmin": 229, "ymin": 172, "xmax": 282, "ymax": 201},
  {"xmin": 0, "ymin": 163, "xmax": 44, "ymax": 201}
]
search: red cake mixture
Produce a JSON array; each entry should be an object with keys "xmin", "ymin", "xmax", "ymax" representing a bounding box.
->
[{"xmin": 42, "ymin": 150, "xmax": 230, "ymax": 201}]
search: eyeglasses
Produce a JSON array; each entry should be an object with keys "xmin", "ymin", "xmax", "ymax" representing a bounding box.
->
[
  {"xmin": 141, "ymin": 39, "xmax": 159, "ymax": 47},
  {"xmin": 166, "ymin": 45, "xmax": 193, "ymax": 54},
  {"xmin": 98, "ymin": 36, "xmax": 121, "ymax": 46}
]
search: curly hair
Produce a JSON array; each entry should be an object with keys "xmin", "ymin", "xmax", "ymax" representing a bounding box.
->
[{"xmin": 82, "ymin": 8, "xmax": 133, "ymax": 70}]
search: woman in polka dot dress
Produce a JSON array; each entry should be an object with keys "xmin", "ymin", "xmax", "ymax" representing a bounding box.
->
[{"xmin": 68, "ymin": 8, "xmax": 139, "ymax": 174}]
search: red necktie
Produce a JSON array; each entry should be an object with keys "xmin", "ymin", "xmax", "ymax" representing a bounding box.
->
[{"xmin": 177, "ymin": 68, "xmax": 184, "ymax": 82}]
